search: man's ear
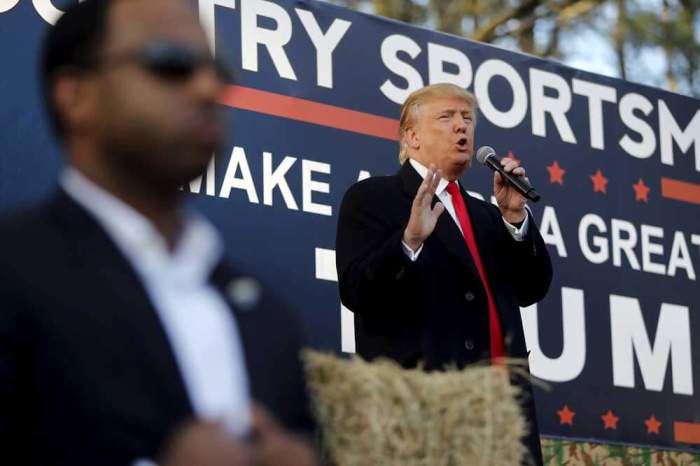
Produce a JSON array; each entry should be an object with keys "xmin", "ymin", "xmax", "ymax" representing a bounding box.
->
[
  {"xmin": 52, "ymin": 73, "xmax": 98, "ymax": 133},
  {"xmin": 405, "ymin": 126, "xmax": 420, "ymax": 150}
]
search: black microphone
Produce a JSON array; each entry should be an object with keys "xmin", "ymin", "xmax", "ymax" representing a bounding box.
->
[{"xmin": 475, "ymin": 146, "xmax": 541, "ymax": 202}]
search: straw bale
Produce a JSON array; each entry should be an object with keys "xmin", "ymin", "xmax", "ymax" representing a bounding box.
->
[{"xmin": 303, "ymin": 350, "xmax": 528, "ymax": 466}]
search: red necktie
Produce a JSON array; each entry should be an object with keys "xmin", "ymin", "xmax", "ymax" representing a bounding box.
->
[{"xmin": 445, "ymin": 181, "xmax": 506, "ymax": 363}]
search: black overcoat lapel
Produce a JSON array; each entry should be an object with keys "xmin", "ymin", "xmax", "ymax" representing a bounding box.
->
[
  {"xmin": 398, "ymin": 162, "xmax": 480, "ymax": 280},
  {"xmin": 49, "ymin": 190, "xmax": 193, "ymax": 416}
]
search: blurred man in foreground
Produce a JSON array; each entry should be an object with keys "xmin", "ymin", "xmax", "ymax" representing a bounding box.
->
[
  {"xmin": 0, "ymin": 1, "xmax": 316, "ymax": 464},
  {"xmin": 336, "ymin": 83, "xmax": 552, "ymax": 464}
]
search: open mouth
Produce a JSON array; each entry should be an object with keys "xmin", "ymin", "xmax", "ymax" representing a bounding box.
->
[{"xmin": 456, "ymin": 137, "xmax": 468, "ymax": 151}]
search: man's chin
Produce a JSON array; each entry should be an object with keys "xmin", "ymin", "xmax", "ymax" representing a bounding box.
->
[
  {"xmin": 452, "ymin": 154, "xmax": 472, "ymax": 172},
  {"xmin": 179, "ymin": 164, "xmax": 210, "ymax": 186},
  {"xmin": 166, "ymin": 156, "xmax": 214, "ymax": 189},
  {"xmin": 182, "ymin": 148, "xmax": 215, "ymax": 173}
]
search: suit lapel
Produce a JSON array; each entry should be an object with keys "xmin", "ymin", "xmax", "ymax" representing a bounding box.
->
[
  {"xmin": 399, "ymin": 163, "xmax": 479, "ymax": 279},
  {"xmin": 398, "ymin": 161, "xmax": 423, "ymax": 200},
  {"xmin": 208, "ymin": 262, "xmax": 262, "ymax": 388},
  {"xmin": 49, "ymin": 190, "xmax": 193, "ymax": 415},
  {"xmin": 209, "ymin": 262, "xmax": 246, "ymax": 323}
]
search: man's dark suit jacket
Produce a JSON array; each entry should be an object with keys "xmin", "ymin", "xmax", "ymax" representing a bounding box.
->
[
  {"xmin": 336, "ymin": 161, "xmax": 552, "ymax": 463},
  {"xmin": 0, "ymin": 190, "xmax": 312, "ymax": 466}
]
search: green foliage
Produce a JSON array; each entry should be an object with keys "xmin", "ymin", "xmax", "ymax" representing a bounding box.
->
[{"xmin": 535, "ymin": 439, "xmax": 700, "ymax": 465}]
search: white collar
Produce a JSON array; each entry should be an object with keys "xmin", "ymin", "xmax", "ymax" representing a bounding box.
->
[
  {"xmin": 60, "ymin": 168, "xmax": 223, "ymax": 284},
  {"xmin": 408, "ymin": 158, "xmax": 457, "ymax": 196}
]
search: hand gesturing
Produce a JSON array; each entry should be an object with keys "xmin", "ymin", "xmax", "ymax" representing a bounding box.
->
[{"xmin": 403, "ymin": 164, "xmax": 445, "ymax": 251}]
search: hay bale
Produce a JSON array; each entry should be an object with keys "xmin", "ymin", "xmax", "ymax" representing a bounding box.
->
[{"xmin": 303, "ymin": 350, "xmax": 527, "ymax": 466}]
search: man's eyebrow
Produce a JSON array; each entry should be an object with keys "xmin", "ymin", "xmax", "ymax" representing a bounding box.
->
[{"xmin": 436, "ymin": 109, "xmax": 473, "ymax": 116}]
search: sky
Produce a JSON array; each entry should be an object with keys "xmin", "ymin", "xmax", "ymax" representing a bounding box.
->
[{"xmin": 326, "ymin": 0, "xmax": 699, "ymax": 99}]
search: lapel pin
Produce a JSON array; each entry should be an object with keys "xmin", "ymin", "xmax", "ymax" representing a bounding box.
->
[{"xmin": 226, "ymin": 277, "xmax": 261, "ymax": 312}]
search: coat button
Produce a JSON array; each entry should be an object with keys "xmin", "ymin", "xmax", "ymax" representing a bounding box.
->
[
  {"xmin": 464, "ymin": 340, "xmax": 474, "ymax": 350},
  {"xmin": 464, "ymin": 291, "xmax": 475, "ymax": 302}
]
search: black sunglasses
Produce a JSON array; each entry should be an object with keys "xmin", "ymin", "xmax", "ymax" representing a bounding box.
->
[{"xmin": 95, "ymin": 41, "xmax": 233, "ymax": 82}]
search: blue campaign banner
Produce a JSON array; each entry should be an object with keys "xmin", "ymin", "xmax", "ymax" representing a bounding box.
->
[{"xmin": 1, "ymin": 0, "xmax": 699, "ymax": 452}]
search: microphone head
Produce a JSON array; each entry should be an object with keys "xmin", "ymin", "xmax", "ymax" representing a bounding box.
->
[{"xmin": 476, "ymin": 146, "xmax": 496, "ymax": 165}]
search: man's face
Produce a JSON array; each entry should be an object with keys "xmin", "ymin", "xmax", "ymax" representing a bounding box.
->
[
  {"xmin": 86, "ymin": 0, "xmax": 224, "ymax": 187},
  {"xmin": 407, "ymin": 95, "xmax": 475, "ymax": 180}
]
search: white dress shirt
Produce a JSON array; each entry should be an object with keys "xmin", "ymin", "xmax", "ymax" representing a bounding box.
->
[
  {"xmin": 61, "ymin": 169, "xmax": 251, "ymax": 438},
  {"xmin": 401, "ymin": 158, "xmax": 529, "ymax": 260}
]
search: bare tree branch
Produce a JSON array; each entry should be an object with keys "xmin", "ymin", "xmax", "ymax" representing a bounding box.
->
[
  {"xmin": 470, "ymin": 0, "xmax": 541, "ymax": 43},
  {"xmin": 615, "ymin": 0, "xmax": 627, "ymax": 80},
  {"xmin": 333, "ymin": 0, "xmax": 700, "ymax": 97}
]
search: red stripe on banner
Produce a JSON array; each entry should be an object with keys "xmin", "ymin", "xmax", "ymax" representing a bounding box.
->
[
  {"xmin": 218, "ymin": 85, "xmax": 399, "ymax": 141},
  {"xmin": 661, "ymin": 177, "xmax": 700, "ymax": 206},
  {"xmin": 675, "ymin": 421, "xmax": 700, "ymax": 444}
]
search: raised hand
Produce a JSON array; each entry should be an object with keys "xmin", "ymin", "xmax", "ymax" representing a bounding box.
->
[
  {"xmin": 494, "ymin": 158, "xmax": 527, "ymax": 224},
  {"xmin": 403, "ymin": 164, "xmax": 445, "ymax": 251}
]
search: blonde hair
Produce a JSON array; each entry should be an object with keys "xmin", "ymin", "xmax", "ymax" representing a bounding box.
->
[{"xmin": 398, "ymin": 83, "xmax": 477, "ymax": 164}]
